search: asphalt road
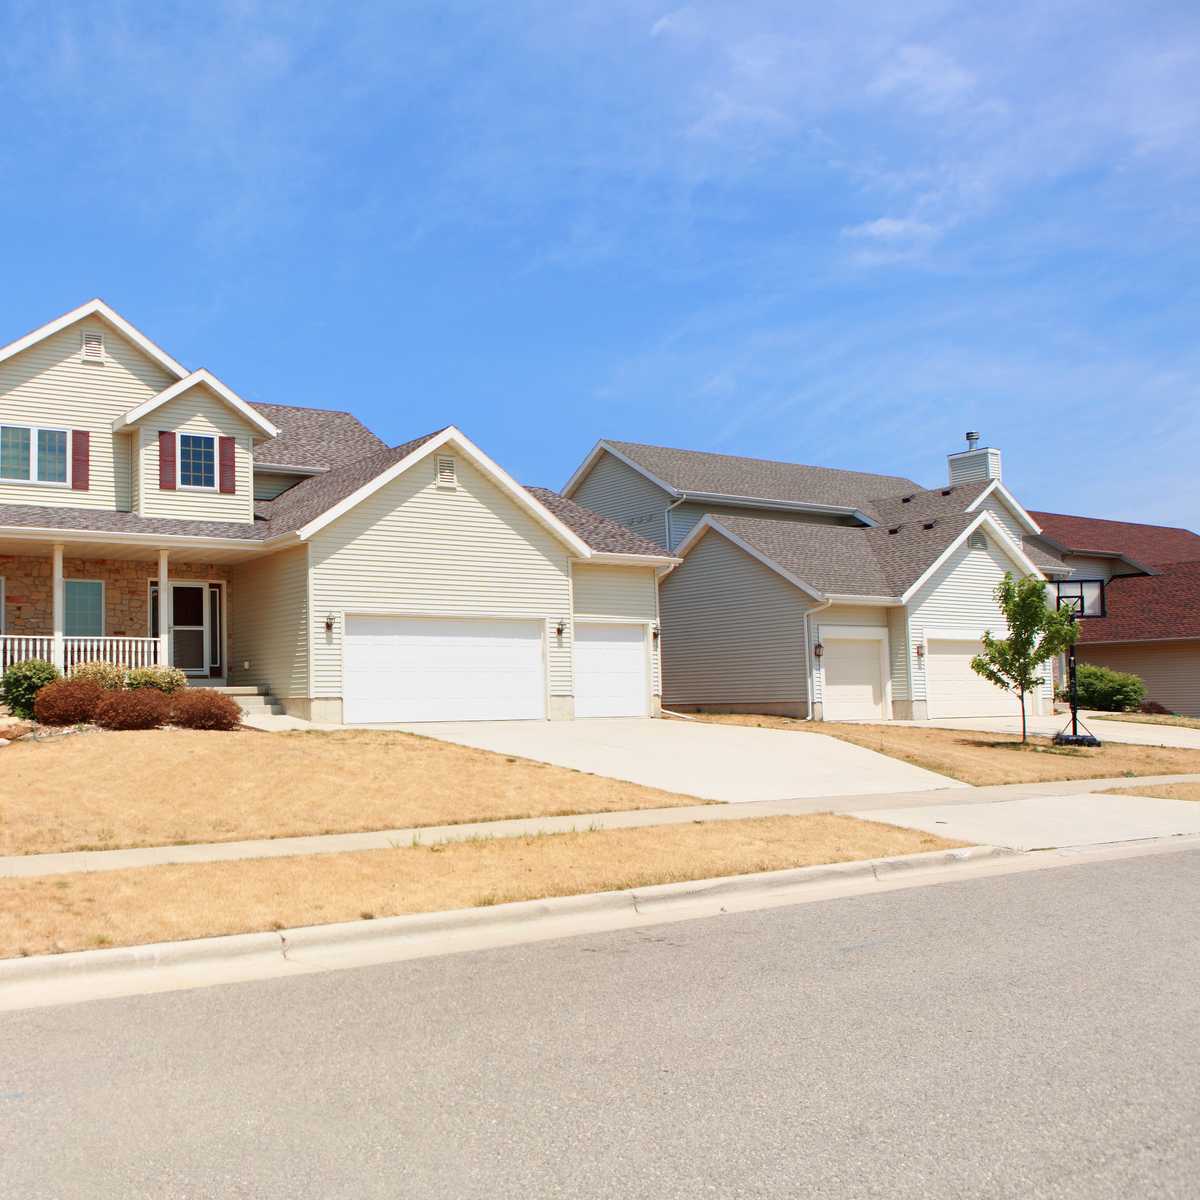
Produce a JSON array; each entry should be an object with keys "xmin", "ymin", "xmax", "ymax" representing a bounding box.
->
[{"xmin": 4, "ymin": 848, "xmax": 1200, "ymax": 1199}]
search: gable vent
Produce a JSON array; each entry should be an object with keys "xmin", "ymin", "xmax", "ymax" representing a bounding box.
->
[
  {"xmin": 968, "ymin": 530, "xmax": 987, "ymax": 550},
  {"xmin": 435, "ymin": 455, "xmax": 457, "ymax": 489},
  {"xmin": 81, "ymin": 330, "xmax": 104, "ymax": 362}
]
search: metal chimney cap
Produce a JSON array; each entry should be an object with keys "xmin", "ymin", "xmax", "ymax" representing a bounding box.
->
[{"xmin": 965, "ymin": 431, "xmax": 981, "ymax": 449}]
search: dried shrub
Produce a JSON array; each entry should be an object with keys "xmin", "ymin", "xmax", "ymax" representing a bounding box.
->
[
  {"xmin": 69, "ymin": 660, "xmax": 128, "ymax": 691},
  {"xmin": 94, "ymin": 688, "xmax": 169, "ymax": 731},
  {"xmin": 1, "ymin": 659, "xmax": 62, "ymax": 719},
  {"xmin": 33, "ymin": 679, "xmax": 104, "ymax": 726},
  {"xmin": 1141, "ymin": 700, "xmax": 1173, "ymax": 715},
  {"xmin": 171, "ymin": 689, "xmax": 242, "ymax": 731},
  {"xmin": 126, "ymin": 665, "xmax": 188, "ymax": 694}
]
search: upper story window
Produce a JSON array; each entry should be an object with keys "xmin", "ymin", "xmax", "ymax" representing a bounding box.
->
[
  {"xmin": 0, "ymin": 424, "xmax": 69, "ymax": 485},
  {"xmin": 1057, "ymin": 579, "xmax": 1105, "ymax": 618},
  {"xmin": 179, "ymin": 433, "xmax": 216, "ymax": 489}
]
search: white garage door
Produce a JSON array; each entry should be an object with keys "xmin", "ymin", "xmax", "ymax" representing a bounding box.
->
[
  {"xmin": 574, "ymin": 623, "xmax": 649, "ymax": 718},
  {"xmin": 343, "ymin": 615, "xmax": 546, "ymax": 723},
  {"xmin": 822, "ymin": 637, "xmax": 886, "ymax": 720},
  {"xmin": 926, "ymin": 638, "xmax": 1012, "ymax": 718}
]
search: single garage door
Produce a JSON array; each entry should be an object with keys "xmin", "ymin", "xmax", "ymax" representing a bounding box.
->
[
  {"xmin": 574, "ymin": 622, "xmax": 649, "ymax": 718},
  {"xmin": 821, "ymin": 637, "xmax": 886, "ymax": 720},
  {"xmin": 926, "ymin": 638, "xmax": 1012, "ymax": 718},
  {"xmin": 343, "ymin": 615, "xmax": 546, "ymax": 723}
]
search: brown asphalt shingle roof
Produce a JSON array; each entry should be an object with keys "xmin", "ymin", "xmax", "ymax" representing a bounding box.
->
[
  {"xmin": 1077, "ymin": 561, "xmax": 1200, "ymax": 643},
  {"xmin": 1029, "ymin": 511, "xmax": 1200, "ymax": 567},
  {"xmin": 605, "ymin": 440, "xmax": 921, "ymax": 509},
  {"xmin": 251, "ymin": 403, "xmax": 387, "ymax": 470},
  {"xmin": 525, "ymin": 488, "xmax": 671, "ymax": 557}
]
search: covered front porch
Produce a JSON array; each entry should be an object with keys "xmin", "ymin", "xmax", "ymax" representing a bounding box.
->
[{"xmin": 0, "ymin": 545, "xmax": 229, "ymax": 679}]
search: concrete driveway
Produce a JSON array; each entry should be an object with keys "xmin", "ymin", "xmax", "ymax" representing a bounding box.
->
[
  {"xmin": 857, "ymin": 792, "xmax": 1200, "ymax": 851},
  {"xmin": 395, "ymin": 717, "xmax": 965, "ymax": 803},
  {"xmin": 897, "ymin": 712, "xmax": 1200, "ymax": 749}
]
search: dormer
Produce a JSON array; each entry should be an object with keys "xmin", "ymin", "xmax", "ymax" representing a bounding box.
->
[{"xmin": 113, "ymin": 370, "xmax": 279, "ymax": 524}]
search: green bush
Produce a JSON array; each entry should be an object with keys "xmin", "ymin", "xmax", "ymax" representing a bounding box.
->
[
  {"xmin": 1074, "ymin": 663, "xmax": 1147, "ymax": 712},
  {"xmin": 126, "ymin": 665, "xmax": 188, "ymax": 694},
  {"xmin": 69, "ymin": 660, "xmax": 127, "ymax": 691},
  {"xmin": 1, "ymin": 659, "xmax": 62, "ymax": 719}
]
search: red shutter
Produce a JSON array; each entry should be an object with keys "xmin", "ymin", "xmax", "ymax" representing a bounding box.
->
[
  {"xmin": 158, "ymin": 431, "xmax": 176, "ymax": 490},
  {"xmin": 218, "ymin": 436, "xmax": 236, "ymax": 494},
  {"xmin": 71, "ymin": 430, "xmax": 90, "ymax": 491}
]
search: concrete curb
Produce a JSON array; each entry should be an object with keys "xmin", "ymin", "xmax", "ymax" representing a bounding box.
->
[{"xmin": 0, "ymin": 845, "xmax": 1011, "ymax": 995}]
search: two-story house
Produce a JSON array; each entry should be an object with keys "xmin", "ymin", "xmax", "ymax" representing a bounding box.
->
[
  {"xmin": 564, "ymin": 435, "xmax": 1071, "ymax": 721},
  {"xmin": 0, "ymin": 300, "xmax": 676, "ymax": 723}
]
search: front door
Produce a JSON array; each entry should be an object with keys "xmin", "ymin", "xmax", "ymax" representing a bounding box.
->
[{"xmin": 150, "ymin": 583, "xmax": 222, "ymax": 677}]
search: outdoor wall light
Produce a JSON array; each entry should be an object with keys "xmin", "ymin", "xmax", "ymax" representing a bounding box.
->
[
  {"xmin": 555, "ymin": 619, "xmax": 566, "ymax": 637},
  {"xmin": 325, "ymin": 613, "xmax": 336, "ymax": 633},
  {"xmin": 813, "ymin": 641, "xmax": 824, "ymax": 659},
  {"xmin": 915, "ymin": 642, "xmax": 925, "ymax": 659},
  {"xmin": 652, "ymin": 623, "xmax": 660, "ymax": 642}
]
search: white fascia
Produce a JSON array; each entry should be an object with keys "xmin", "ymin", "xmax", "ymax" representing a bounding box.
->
[
  {"xmin": 0, "ymin": 524, "xmax": 291, "ymax": 554},
  {"xmin": 113, "ymin": 369, "xmax": 280, "ymax": 440},
  {"xmin": 670, "ymin": 515, "xmax": 827, "ymax": 602},
  {"xmin": 583, "ymin": 551, "xmax": 681, "ymax": 566},
  {"xmin": 253, "ymin": 462, "xmax": 329, "ymax": 477},
  {"xmin": 0, "ymin": 298, "xmax": 189, "ymax": 378},
  {"xmin": 964, "ymin": 479, "xmax": 1042, "ymax": 535},
  {"xmin": 900, "ymin": 511, "xmax": 1045, "ymax": 605},
  {"xmin": 296, "ymin": 426, "xmax": 595, "ymax": 558}
]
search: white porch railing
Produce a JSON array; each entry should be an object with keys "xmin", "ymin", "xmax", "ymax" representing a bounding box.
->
[
  {"xmin": 0, "ymin": 635, "xmax": 160, "ymax": 674},
  {"xmin": 64, "ymin": 637, "xmax": 160, "ymax": 671},
  {"xmin": 0, "ymin": 636, "xmax": 55, "ymax": 673}
]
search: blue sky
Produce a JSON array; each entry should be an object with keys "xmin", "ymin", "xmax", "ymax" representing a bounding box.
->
[{"xmin": 2, "ymin": 1, "xmax": 1198, "ymax": 526}]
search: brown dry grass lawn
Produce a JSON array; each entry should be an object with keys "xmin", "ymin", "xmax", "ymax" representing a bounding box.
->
[
  {"xmin": 0, "ymin": 815, "xmax": 963, "ymax": 957},
  {"xmin": 686, "ymin": 714, "xmax": 1200, "ymax": 786},
  {"xmin": 0, "ymin": 728, "xmax": 709, "ymax": 857},
  {"xmin": 1101, "ymin": 783, "xmax": 1200, "ymax": 802},
  {"xmin": 1092, "ymin": 713, "xmax": 1200, "ymax": 731}
]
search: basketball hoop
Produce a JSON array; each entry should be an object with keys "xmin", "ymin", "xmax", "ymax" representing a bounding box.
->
[{"xmin": 1054, "ymin": 591, "xmax": 1100, "ymax": 747}]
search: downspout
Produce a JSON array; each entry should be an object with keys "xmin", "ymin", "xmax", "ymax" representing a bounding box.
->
[
  {"xmin": 664, "ymin": 496, "xmax": 686, "ymax": 551},
  {"xmin": 803, "ymin": 597, "xmax": 832, "ymax": 722}
]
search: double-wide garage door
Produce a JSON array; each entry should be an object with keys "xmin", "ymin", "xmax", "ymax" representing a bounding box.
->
[
  {"xmin": 926, "ymin": 638, "xmax": 1012, "ymax": 718},
  {"xmin": 343, "ymin": 615, "xmax": 649, "ymax": 723}
]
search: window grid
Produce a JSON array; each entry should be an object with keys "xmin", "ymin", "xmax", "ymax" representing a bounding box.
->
[
  {"xmin": 0, "ymin": 424, "xmax": 69, "ymax": 485},
  {"xmin": 178, "ymin": 434, "xmax": 216, "ymax": 488},
  {"xmin": 37, "ymin": 429, "xmax": 67, "ymax": 483}
]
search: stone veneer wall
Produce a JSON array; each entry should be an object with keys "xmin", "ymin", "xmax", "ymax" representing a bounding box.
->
[{"xmin": 0, "ymin": 556, "xmax": 226, "ymax": 638}]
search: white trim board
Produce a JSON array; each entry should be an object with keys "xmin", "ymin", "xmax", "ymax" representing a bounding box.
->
[
  {"xmin": 113, "ymin": 369, "xmax": 279, "ymax": 441},
  {"xmin": 963, "ymin": 479, "xmax": 1042, "ymax": 535},
  {"xmin": 0, "ymin": 299, "xmax": 189, "ymax": 379}
]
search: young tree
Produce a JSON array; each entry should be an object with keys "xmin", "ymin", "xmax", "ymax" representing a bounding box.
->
[{"xmin": 970, "ymin": 573, "xmax": 1078, "ymax": 743}]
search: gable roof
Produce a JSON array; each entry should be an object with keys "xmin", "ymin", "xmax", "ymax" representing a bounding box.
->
[
  {"xmin": 567, "ymin": 439, "xmax": 919, "ymax": 514},
  {"xmin": 681, "ymin": 509, "xmax": 1040, "ymax": 602},
  {"xmin": 0, "ymin": 298, "xmax": 188, "ymax": 379},
  {"xmin": 1077, "ymin": 561, "xmax": 1200, "ymax": 643},
  {"xmin": 112, "ymin": 369, "xmax": 279, "ymax": 440},
  {"xmin": 1029, "ymin": 511, "xmax": 1200, "ymax": 567},
  {"xmin": 251, "ymin": 403, "xmax": 387, "ymax": 471}
]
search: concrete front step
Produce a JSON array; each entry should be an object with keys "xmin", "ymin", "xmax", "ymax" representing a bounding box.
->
[{"xmin": 236, "ymin": 698, "xmax": 285, "ymax": 715}]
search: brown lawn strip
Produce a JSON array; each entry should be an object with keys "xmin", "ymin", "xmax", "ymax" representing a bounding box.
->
[
  {"xmin": 0, "ymin": 728, "xmax": 710, "ymax": 857},
  {"xmin": 0, "ymin": 815, "xmax": 964, "ymax": 958},
  {"xmin": 683, "ymin": 714, "xmax": 1200, "ymax": 787},
  {"xmin": 1091, "ymin": 713, "xmax": 1200, "ymax": 731},
  {"xmin": 1100, "ymin": 783, "xmax": 1200, "ymax": 802}
]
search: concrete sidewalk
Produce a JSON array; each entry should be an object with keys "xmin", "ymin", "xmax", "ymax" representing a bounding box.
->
[{"xmin": 6, "ymin": 772, "xmax": 1200, "ymax": 880}]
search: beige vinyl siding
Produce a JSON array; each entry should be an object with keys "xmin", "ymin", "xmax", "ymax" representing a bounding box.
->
[
  {"xmin": 671, "ymin": 503, "xmax": 856, "ymax": 551},
  {"xmin": 0, "ymin": 318, "xmax": 174, "ymax": 511},
  {"xmin": 1079, "ymin": 641, "xmax": 1200, "ymax": 718},
  {"xmin": 137, "ymin": 383, "xmax": 256, "ymax": 522},
  {"xmin": 977, "ymin": 495, "xmax": 1027, "ymax": 551},
  {"xmin": 572, "ymin": 452, "xmax": 671, "ymax": 548},
  {"xmin": 572, "ymin": 563, "xmax": 661, "ymax": 695},
  {"xmin": 906, "ymin": 535, "xmax": 1028, "ymax": 703},
  {"xmin": 948, "ymin": 448, "xmax": 1001, "ymax": 485},
  {"xmin": 810, "ymin": 606, "xmax": 890, "ymax": 708},
  {"xmin": 254, "ymin": 471, "xmax": 302, "ymax": 501},
  {"xmin": 227, "ymin": 546, "xmax": 310, "ymax": 698},
  {"xmin": 659, "ymin": 529, "xmax": 811, "ymax": 706},
  {"xmin": 1061, "ymin": 554, "xmax": 1120, "ymax": 583},
  {"xmin": 308, "ymin": 453, "xmax": 573, "ymax": 699},
  {"xmin": 887, "ymin": 606, "xmax": 911, "ymax": 703}
]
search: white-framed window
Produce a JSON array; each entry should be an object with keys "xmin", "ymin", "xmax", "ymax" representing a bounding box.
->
[
  {"xmin": 178, "ymin": 433, "xmax": 216, "ymax": 489},
  {"xmin": 64, "ymin": 579, "xmax": 105, "ymax": 637},
  {"xmin": 0, "ymin": 423, "xmax": 70, "ymax": 485}
]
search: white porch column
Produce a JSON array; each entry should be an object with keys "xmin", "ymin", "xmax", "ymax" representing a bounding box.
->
[
  {"xmin": 157, "ymin": 549, "xmax": 171, "ymax": 667},
  {"xmin": 51, "ymin": 543, "xmax": 65, "ymax": 673}
]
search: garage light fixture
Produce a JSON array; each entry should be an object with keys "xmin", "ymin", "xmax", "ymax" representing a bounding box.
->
[
  {"xmin": 325, "ymin": 613, "xmax": 336, "ymax": 632},
  {"xmin": 652, "ymin": 623, "xmax": 660, "ymax": 641},
  {"xmin": 915, "ymin": 642, "xmax": 925, "ymax": 659},
  {"xmin": 813, "ymin": 641, "xmax": 824, "ymax": 659},
  {"xmin": 555, "ymin": 619, "xmax": 566, "ymax": 637}
]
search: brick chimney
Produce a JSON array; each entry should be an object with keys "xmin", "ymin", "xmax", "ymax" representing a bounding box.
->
[{"xmin": 948, "ymin": 431, "xmax": 1001, "ymax": 486}]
